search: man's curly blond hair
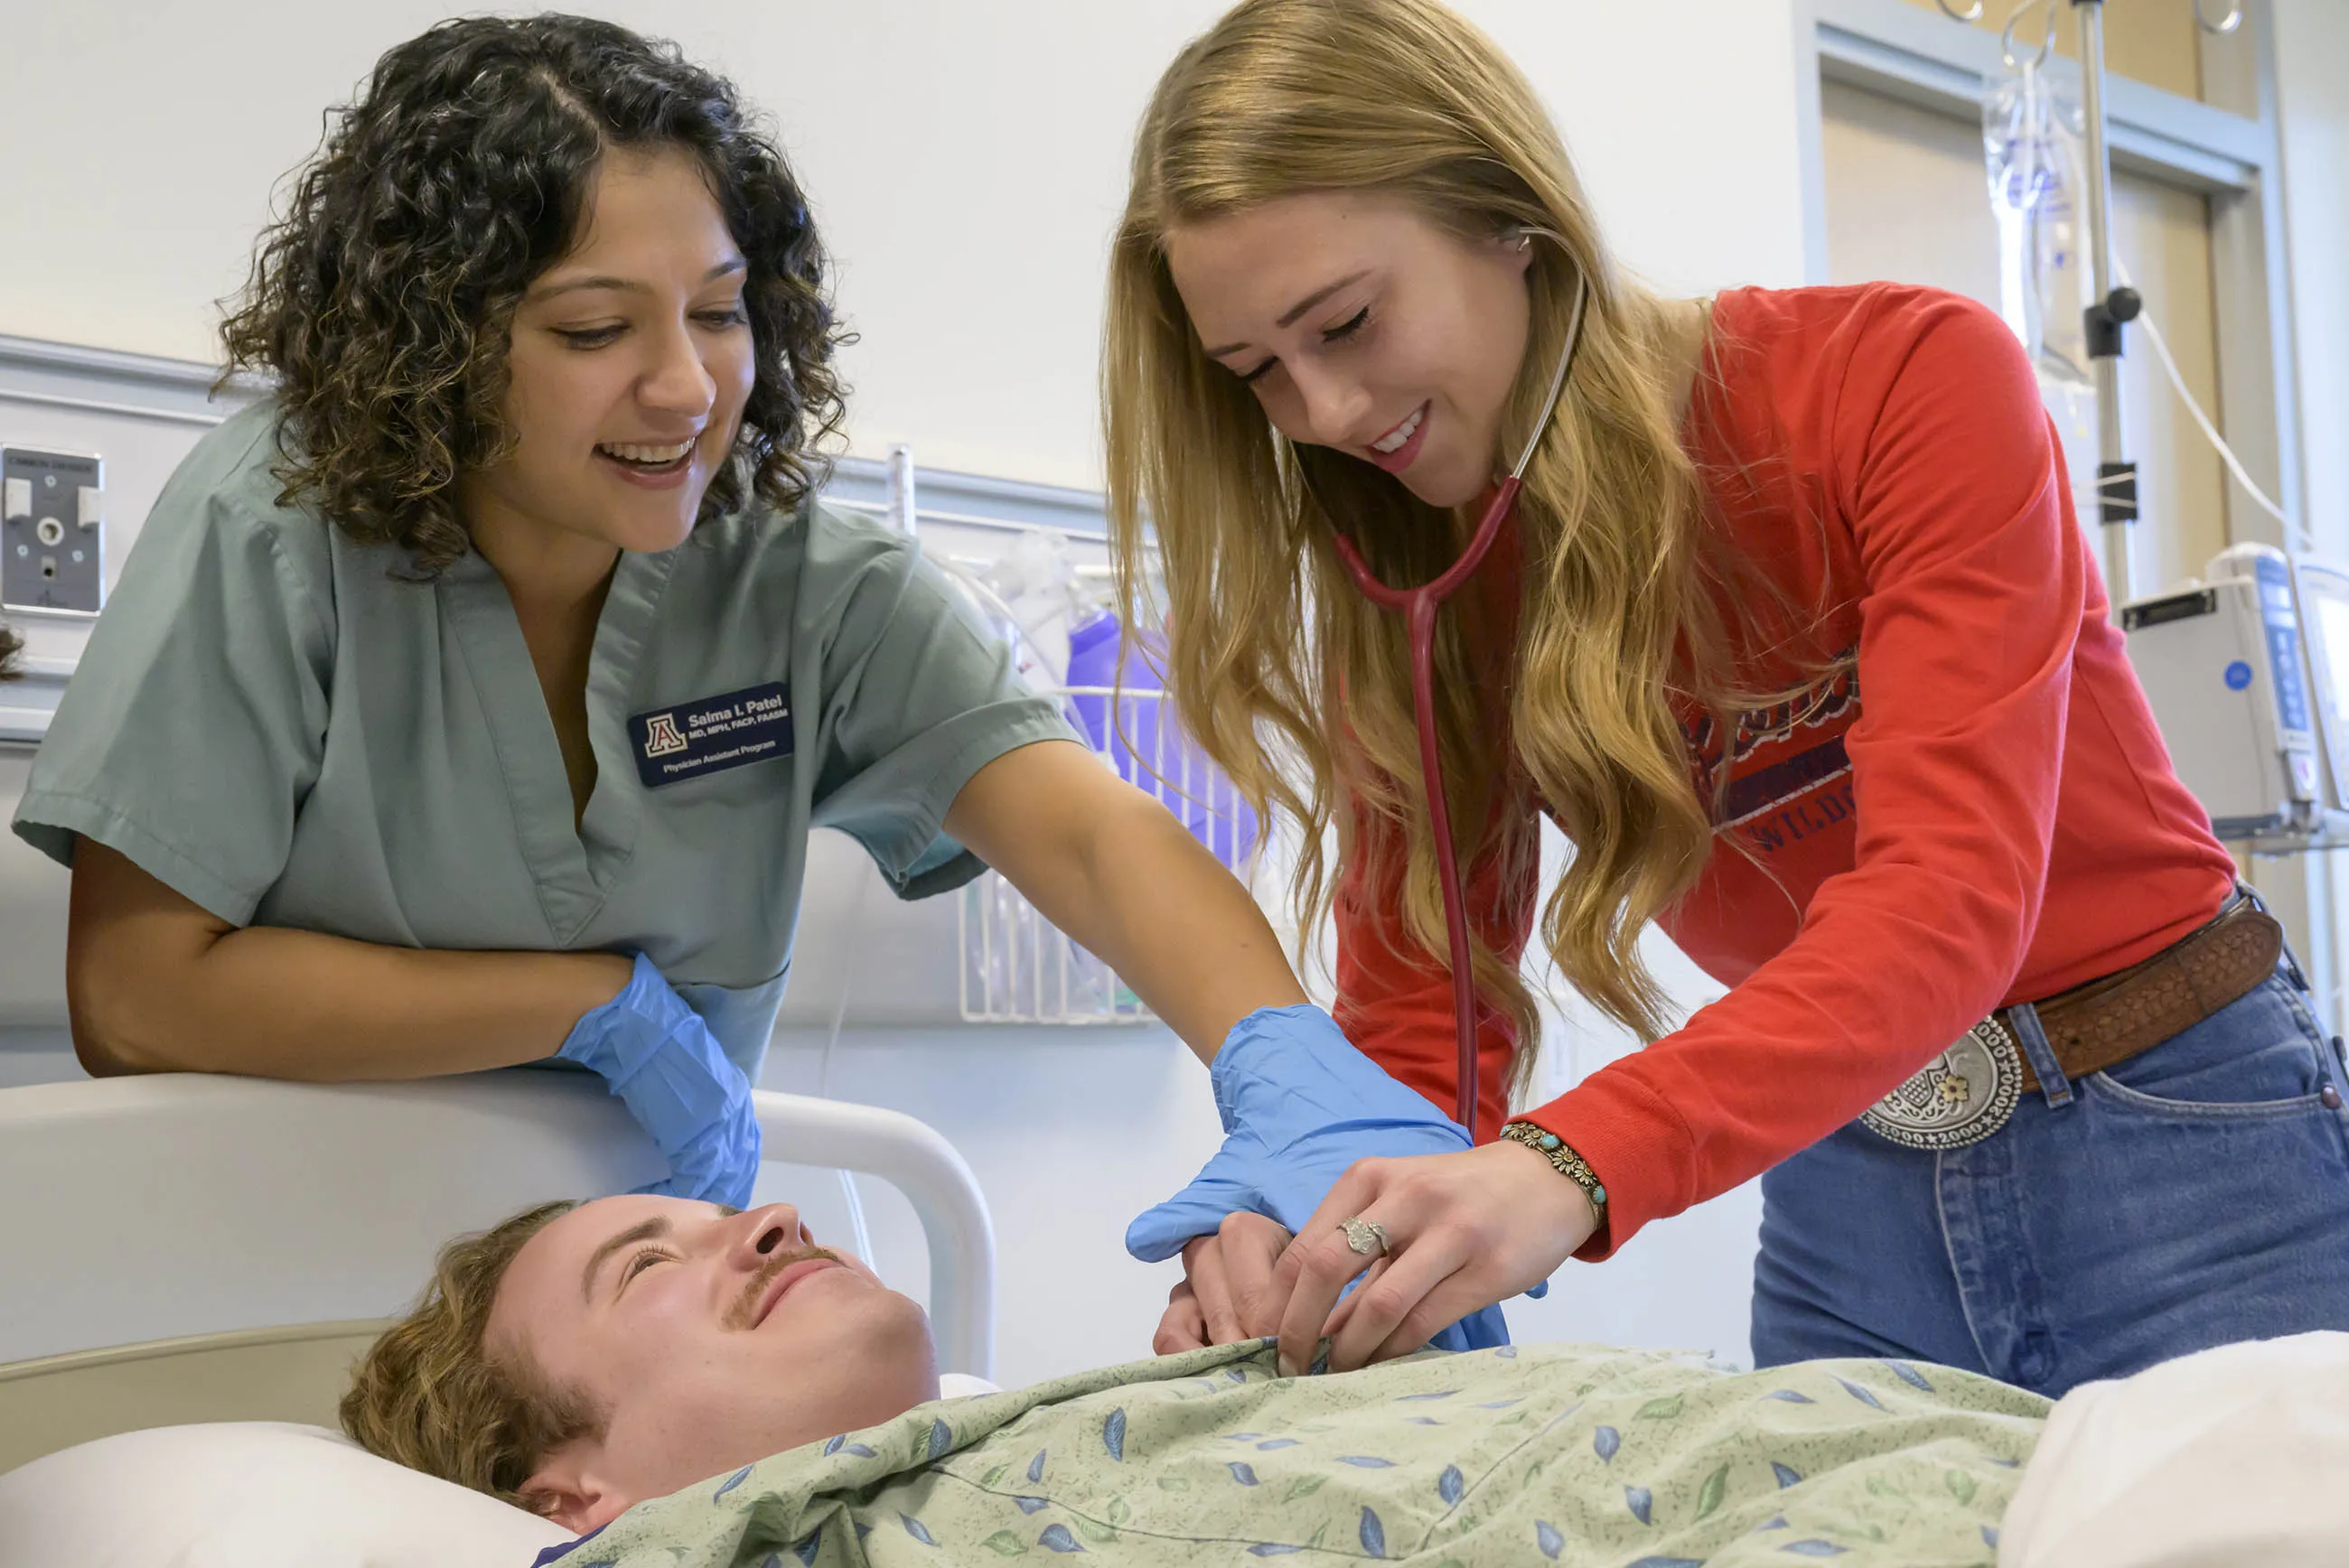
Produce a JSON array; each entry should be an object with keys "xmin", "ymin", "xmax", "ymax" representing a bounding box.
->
[{"xmin": 342, "ymin": 1199, "xmax": 604, "ymax": 1511}]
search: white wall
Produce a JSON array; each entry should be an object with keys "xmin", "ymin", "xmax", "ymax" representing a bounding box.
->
[
  {"xmin": 0, "ymin": 0, "xmax": 1814, "ymax": 1385},
  {"xmin": 2269, "ymin": 1, "xmax": 2349, "ymax": 1029},
  {"xmin": 2274, "ymin": 0, "xmax": 2349, "ymax": 563},
  {"xmin": 0, "ymin": 1, "xmax": 1810, "ymax": 489}
]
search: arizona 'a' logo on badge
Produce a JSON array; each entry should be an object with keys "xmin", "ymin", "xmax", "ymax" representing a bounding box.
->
[{"xmin": 641, "ymin": 712, "xmax": 688, "ymax": 757}]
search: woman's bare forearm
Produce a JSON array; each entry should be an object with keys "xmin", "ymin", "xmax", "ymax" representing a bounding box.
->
[
  {"xmin": 947, "ymin": 742, "xmax": 1309, "ymax": 1063},
  {"xmin": 1062, "ymin": 794, "xmax": 1309, "ymax": 1061},
  {"xmin": 66, "ymin": 837, "xmax": 632, "ymax": 1079}
]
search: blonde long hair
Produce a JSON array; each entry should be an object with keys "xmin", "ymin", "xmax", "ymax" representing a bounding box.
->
[{"xmin": 1104, "ymin": 0, "xmax": 1774, "ymax": 1088}]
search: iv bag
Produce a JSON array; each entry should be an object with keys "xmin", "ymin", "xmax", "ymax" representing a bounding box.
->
[
  {"xmin": 1984, "ymin": 60, "xmax": 2092, "ymax": 390},
  {"xmin": 978, "ymin": 528, "xmax": 1081, "ymax": 688}
]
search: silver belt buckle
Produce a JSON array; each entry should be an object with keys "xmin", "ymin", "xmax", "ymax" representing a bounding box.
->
[{"xmin": 1859, "ymin": 1016, "xmax": 2024, "ymax": 1150}]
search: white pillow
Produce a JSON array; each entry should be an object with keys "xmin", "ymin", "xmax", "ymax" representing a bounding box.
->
[
  {"xmin": 1999, "ymin": 1332, "xmax": 2349, "ymax": 1568},
  {"xmin": 937, "ymin": 1372, "xmax": 1000, "ymax": 1399},
  {"xmin": 0, "ymin": 1421, "xmax": 570, "ymax": 1568}
]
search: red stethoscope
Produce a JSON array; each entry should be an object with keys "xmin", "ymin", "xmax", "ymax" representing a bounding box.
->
[{"xmin": 1323, "ymin": 255, "xmax": 1590, "ymax": 1132}]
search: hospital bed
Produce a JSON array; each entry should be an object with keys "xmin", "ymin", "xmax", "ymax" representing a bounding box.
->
[
  {"xmin": 0, "ymin": 1069, "xmax": 995, "ymax": 1476},
  {"xmin": 8, "ymin": 1071, "xmax": 2349, "ymax": 1568}
]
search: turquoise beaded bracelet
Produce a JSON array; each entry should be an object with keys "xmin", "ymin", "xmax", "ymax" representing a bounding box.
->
[{"xmin": 1499, "ymin": 1120, "xmax": 1608, "ymax": 1224}]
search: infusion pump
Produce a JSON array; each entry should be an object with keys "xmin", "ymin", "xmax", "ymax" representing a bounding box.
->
[{"xmin": 2122, "ymin": 544, "xmax": 2349, "ymax": 851}]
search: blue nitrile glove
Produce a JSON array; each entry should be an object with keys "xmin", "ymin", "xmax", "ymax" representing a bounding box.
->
[
  {"xmin": 558, "ymin": 953, "xmax": 763, "ymax": 1208},
  {"xmin": 1127, "ymin": 1004, "xmax": 1513, "ymax": 1352}
]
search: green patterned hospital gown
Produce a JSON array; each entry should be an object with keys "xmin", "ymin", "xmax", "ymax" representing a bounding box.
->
[{"xmin": 566, "ymin": 1339, "xmax": 2048, "ymax": 1567}]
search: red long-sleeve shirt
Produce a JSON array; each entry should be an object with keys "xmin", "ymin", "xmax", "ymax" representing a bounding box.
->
[{"xmin": 1334, "ymin": 284, "xmax": 2237, "ymax": 1257}]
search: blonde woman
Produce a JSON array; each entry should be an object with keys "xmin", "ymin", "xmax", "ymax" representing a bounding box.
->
[{"xmin": 1114, "ymin": 0, "xmax": 2349, "ymax": 1395}]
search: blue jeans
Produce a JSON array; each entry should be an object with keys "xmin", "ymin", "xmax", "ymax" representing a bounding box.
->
[{"xmin": 1750, "ymin": 971, "xmax": 2349, "ymax": 1396}]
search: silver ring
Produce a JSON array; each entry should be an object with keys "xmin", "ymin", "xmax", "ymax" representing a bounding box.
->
[{"xmin": 1340, "ymin": 1217, "xmax": 1390, "ymax": 1256}]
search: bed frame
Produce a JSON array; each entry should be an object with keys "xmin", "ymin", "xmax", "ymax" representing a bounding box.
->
[{"xmin": 0, "ymin": 1071, "xmax": 995, "ymax": 1473}]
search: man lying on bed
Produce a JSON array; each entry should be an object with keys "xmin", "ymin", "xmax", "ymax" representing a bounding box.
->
[{"xmin": 343, "ymin": 1192, "xmax": 2048, "ymax": 1565}]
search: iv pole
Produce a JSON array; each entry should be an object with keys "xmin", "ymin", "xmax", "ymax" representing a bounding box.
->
[{"xmin": 2070, "ymin": 0, "xmax": 2142, "ymax": 602}]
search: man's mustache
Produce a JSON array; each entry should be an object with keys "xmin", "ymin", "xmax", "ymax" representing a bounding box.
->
[{"xmin": 725, "ymin": 1245, "xmax": 842, "ymax": 1330}]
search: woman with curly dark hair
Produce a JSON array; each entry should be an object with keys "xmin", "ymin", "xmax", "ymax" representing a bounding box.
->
[{"xmin": 11, "ymin": 15, "xmax": 1320, "ymax": 1206}]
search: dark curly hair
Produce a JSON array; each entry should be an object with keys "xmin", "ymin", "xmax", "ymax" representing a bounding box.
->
[
  {"xmin": 0, "ymin": 622, "xmax": 20, "ymax": 681},
  {"xmin": 220, "ymin": 14, "xmax": 848, "ymax": 575}
]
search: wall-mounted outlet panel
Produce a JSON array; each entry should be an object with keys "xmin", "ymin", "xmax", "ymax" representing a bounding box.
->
[{"xmin": 1, "ymin": 447, "xmax": 103, "ymax": 614}]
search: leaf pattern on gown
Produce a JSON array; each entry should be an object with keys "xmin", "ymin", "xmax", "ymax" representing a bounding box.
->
[
  {"xmin": 1881, "ymin": 1359, "xmax": 1934, "ymax": 1391},
  {"xmin": 1833, "ymin": 1377, "xmax": 1886, "ymax": 1411},
  {"xmin": 568, "ymin": 1337, "xmax": 2034, "ymax": 1568},
  {"xmin": 1695, "ymin": 1461, "xmax": 1730, "ymax": 1519}
]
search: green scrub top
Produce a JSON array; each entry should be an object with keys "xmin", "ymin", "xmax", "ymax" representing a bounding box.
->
[{"xmin": 12, "ymin": 402, "xmax": 1078, "ymax": 1073}]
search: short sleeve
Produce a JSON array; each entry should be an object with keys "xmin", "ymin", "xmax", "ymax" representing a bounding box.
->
[
  {"xmin": 11, "ymin": 412, "xmax": 333, "ymax": 924},
  {"xmin": 799, "ymin": 507, "xmax": 1081, "ymax": 897}
]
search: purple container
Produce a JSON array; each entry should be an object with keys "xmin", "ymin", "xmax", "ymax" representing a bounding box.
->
[{"xmin": 1065, "ymin": 611, "xmax": 1259, "ymax": 871}]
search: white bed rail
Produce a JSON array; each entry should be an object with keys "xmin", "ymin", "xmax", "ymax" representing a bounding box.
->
[
  {"xmin": 749, "ymin": 1087, "xmax": 995, "ymax": 1377},
  {"xmin": 0, "ymin": 1071, "xmax": 995, "ymax": 1377}
]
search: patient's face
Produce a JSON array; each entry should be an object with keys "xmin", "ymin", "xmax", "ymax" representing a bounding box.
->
[{"xmin": 490, "ymin": 1195, "xmax": 938, "ymax": 1528}]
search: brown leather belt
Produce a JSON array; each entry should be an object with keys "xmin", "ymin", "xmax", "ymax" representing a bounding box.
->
[{"xmin": 2009, "ymin": 894, "xmax": 2285, "ymax": 1094}]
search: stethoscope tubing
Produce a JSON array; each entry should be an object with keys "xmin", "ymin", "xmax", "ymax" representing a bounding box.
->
[{"xmin": 1324, "ymin": 255, "xmax": 1591, "ymax": 1133}]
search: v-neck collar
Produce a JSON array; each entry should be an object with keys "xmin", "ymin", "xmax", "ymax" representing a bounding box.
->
[{"xmin": 441, "ymin": 544, "xmax": 674, "ymax": 943}]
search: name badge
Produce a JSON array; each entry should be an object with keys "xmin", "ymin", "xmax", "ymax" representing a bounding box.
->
[{"xmin": 628, "ymin": 681, "xmax": 793, "ymax": 789}]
